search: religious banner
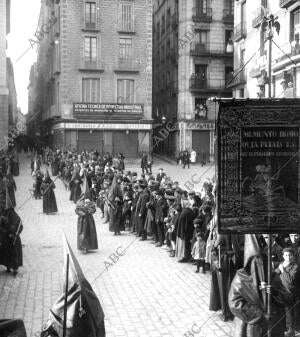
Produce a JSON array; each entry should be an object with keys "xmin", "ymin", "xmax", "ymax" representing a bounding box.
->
[{"xmin": 217, "ymin": 99, "xmax": 300, "ymax": 234}]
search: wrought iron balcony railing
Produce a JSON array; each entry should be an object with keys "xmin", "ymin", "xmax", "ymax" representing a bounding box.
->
[
  {"xmin": 192, "ymin": 7, "xmax": 212, "ymax": 23},
  {"xmin": 223, "ymin": 8, "xmax": 234, "ymax": 24},
  {"xmin": 190, "ymin": 42, "xmax": 233, "ymax": 57},
  {"xmin": 233, "ymin": 22, "xmax": 247, "ymax": 42}
]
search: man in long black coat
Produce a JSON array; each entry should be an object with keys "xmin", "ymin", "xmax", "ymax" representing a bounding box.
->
[
  {"xmin": 136, "ymin": 182, "xmax": 149, "ymax": 240},
  {"xmin": 154, "ymin": 190, "xmax": 168, "ymax": 247}
]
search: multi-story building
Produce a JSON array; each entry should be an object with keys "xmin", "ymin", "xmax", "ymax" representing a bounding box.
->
[
  {"xmin": 232, "ymin": 0, "xmax": 300, "ymax": 99},
  {"xmin": 0, "ymin": 0, "xmax": 17, "ymax": 149},
  {"xmin": 153, "ymin": 0, "xmax": 234, "ymax": 162},
  {"xmin": 31, "ymin": 0, "xmax": 153, "ymax": 157}
]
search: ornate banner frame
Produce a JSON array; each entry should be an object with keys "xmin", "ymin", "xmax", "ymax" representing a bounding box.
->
[{"xmin": 217, "ymin": 99, "xmax": 300, "ymax": 234}]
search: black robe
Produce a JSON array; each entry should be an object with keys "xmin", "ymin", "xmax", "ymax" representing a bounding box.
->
[
  {"xmin": 176, "ymin": 207, "xmax": 194, "ymax": 258},
  {"xmin": 109, "ymin": 200, "xmax": 123, "ymax": 233},
  {"xmin": 76, "ymin": 200, "xmax": 98, "ymax": 251},
  {"xmin": 69, "ymin": 177, "xmax": 82, "ymax": 203},
  {"xmin": 40, "ymin": 178, "xmax": 58, "ymax": 214},
  {"xmin": 0, "ymin": 209, "xmax": 23, "ymax": 270},
  {"xmin": 4, "ymin": 175, "xmax": 17, "ymax": 208}
]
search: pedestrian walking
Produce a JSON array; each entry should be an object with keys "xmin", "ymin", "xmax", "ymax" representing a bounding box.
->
[{"xmin": 182, "ymin": 150, "xmax": 190, "ymax": 169}]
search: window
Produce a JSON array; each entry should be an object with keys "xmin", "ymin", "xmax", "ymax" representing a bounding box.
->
[
  {"xmin": 117, "ymin": 79, "xmax": 134, "ymax": 103},
  {"xmin": 224, "ymin": 0, "xmax": 233, "ymax": 14},
  {"xmin": 161, "ymin": 44, "xmax": 165, "ymax": 62},
  {"xmin": 85, "ymin": 2, "xmax": 96, "ymax": 29},
  {"xmin": 119, "ymin": 38, "xmax": 132, "ymax": 60},
  {"xmin": 290, "ymin": 8, "xmax": 300, "ymax": 42},
  {"xmin": 84, "ymin": 36, "xmax": 97, "ymax": 64},
  {"xmin": 166, "ymin": 8, "xmax": 171, "ymax": 27},
  {"xmin": 195, "ymin": 64, "xmax": 207, "ymax": 79},
  {"xmin": 195, "ymin": 30, "xmax": 208, "ymax": 46},
  {"xmin": 161, "ymin": 15, "xmax": 165, "ymax": 35},
  {"xmin": 119, "ymin": 3, "xmax": 134, "ymax": 32},
  {"xmin": 82, "ymin": 78, "xmax": 100, "ymax": 102},
  {"xmin": 196, "ymin": 0, "xmax": 208, "ymax": 13}
]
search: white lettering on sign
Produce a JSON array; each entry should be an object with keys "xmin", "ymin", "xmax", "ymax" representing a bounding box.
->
[{"xmin": 52, "ymin": 123, "xmax": 151, "ymax": 130}]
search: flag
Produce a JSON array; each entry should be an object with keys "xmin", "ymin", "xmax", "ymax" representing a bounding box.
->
[
  {"xmin": 45, "ymin": 234, "xmax": 105, "ymax": 337},
  {"xmin": 0, "ymin": 319, "xmax": 27, "ymax": 337}
]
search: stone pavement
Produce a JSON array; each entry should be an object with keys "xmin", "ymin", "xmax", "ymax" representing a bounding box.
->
[{"xmin": 0, "ymin": 152, "xmax": 232, "ymax": 337}]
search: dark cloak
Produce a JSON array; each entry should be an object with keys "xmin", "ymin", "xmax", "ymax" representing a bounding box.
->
[
  {"xmin": 76, "ymin": 200, "xmax": 98, "ymax": 251},
  {"xmin": 109, "ymin": 200, "xmax": 123, "ymax": 233},
  {"xmin": 41, "ymin": 178, "xmax": 58, "ymax": 214},
  {"xmin": 69, "ymin": 171, "xmax": 82, "ymax": 203}
]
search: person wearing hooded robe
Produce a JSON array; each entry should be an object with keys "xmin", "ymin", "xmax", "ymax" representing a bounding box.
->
[
  {"xmin": 75, "ymin": 176, "xmax": 98, "ymax": 253},
  {"xmin": 69, "ymin": 166, "xmax": 82, "ymax": 203},
  {"xmin": 3, "ymin": 165, "xmax": 17, "ymax": 208},
  {"xmin": 40, "ymin": 170, "xmax": 58, "ymax": 214},
  {"xmin": 108, "ymin": 175, "xmax": 123, "ymax": 234},
  {"xmin": 228, "ymin": 234, "xmax": 291, "ymax": 337},
  {"xmin": 0, "ymin": 191, "xmax": 23, "ymax": 275}
]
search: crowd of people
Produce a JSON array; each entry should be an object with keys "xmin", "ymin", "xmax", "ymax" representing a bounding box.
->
[{"xmin": 1, "ymin": 145, "xmax": 300, "ymax": 337}]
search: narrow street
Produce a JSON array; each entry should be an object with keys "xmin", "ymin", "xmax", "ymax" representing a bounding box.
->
[{"xmin": 0, "ymin": 153, "xmax": 232, "ymax": 337}]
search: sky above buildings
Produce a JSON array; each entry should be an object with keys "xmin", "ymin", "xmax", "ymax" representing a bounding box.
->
[{"xmin": 7, "ymin": 0, "xmax": 41, "ymax": 115}]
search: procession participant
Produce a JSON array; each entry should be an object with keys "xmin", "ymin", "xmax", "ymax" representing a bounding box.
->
[
  {"xmin": 75, "ymin": 176, "xmax": 98, "ymax": 254},
  {"xmin": 229, "ymin": 234, "xmax": 289, "ymax": 337},
  {"xmin": 275, "ymin": 247, "xmax": 300, "ymax": 337},
  {"xmin": 108, "ymin": 175, "xmax": 123, "ymax": 235},
  {"xmin": 0, "ymin": 191, "xmax": 23, "ymax": 275},
  {"xmin": 11, "ymin": 152, "xmax": 19, "ymax": 176},
  {"xmin": 175, "ymin": 197, "xmax": 194, "ymax": 262},
  {"xmin": 135, "ymin": 181, "xmax": 150, "ymax": 240},
  {"xmin": 40, "ymin": 170, "xmax": 58, "ymax": 215},
  {"xmin": 262, "ymin": 234, "xmax": 283, "ymax": 269},
  {"xmin": 3, "ymin": 165, "xmax": 17, "ymax": 208},
  {"xmin": 69, "ymin": 166, "xmax": 82, "ymax": 203},
  {"xmin": 154, "ymin": 189, "xmax": 168, "ymax": 247},
  {"xmin": 102, "ymin": 177, "xmax": 111, "ymax": 224},
  {"xmin": 32, "ymin": 165, "xmax": 44, "ymax": 200}
]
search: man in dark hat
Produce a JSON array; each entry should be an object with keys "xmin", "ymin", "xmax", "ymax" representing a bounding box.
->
[
  {"xmin": 154, "ymin": 189, "xmax": 168, "ymax": 247},
  {"xmin": 156, "ymin": 168, "xmax": 166, "ymax": 183},
  {"xmin": 135, "ymin": 182, "xmax": 149, "ymax": 240},
  {"xmin": 130, "ymin": 183, "xmax": 140, "ymax": 233},
  {"xmin": 275, "ymin": 247, "xmax": 300, "ymax": 337}
]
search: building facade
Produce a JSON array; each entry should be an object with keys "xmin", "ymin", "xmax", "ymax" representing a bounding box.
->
[
  {"xmin": 32, "ymin": 0, "xmax": 153, "ymax": 157},
  {"xmin": 153, "ymin": 0, "xmax": 234, "ymax": 162},
  {"xmin": 0, "ymin": 0, "xmax": 10, "ymax": 149},
  {"xmin": 232, "ymin": 0, "xmax": 300, "ymax": 99}
]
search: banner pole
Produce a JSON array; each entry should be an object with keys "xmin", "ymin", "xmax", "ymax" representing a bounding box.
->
[
  {"xmin": 267, "ymin": 233, "xmax": 272, "ymax": 337},
  {"xmin": 63, "ymin": 253, "xmax": 69, "ymax": 337}
]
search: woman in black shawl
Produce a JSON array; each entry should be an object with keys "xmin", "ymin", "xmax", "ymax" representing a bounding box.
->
[
  {"xmin": 40, "ymin": 170, "xmax": 58, "ymax": 214},
  {"xmin": 69, "ymin": 166, "xmax": 82, "ymax": 203}
]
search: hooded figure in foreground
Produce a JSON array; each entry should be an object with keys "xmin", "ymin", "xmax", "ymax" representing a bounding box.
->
[
  {"xmin": 75, "ymin": 175, "xmax": 98, "ymax": 253},
  {"xmin": 41, "ymin": 170, "xmax": 58, "ymax": 214},
  {"xmin": 228, "ymin": 234, "xmax": 292, "ymax": 337},
  {"xmin": 40, "ymin": 235, "xmax": 105, "ymax": 337}
]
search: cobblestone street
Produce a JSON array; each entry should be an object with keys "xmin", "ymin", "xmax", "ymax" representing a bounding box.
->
[{"xmin": 0, "ymin": 153, "xmax": 232, "ymax": 337}]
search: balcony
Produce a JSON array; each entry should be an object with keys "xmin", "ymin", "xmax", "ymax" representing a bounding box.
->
[
  {"xmin": 252, "ymin": 7, "xmax": 265, "ymax": 28},
  {"xmin": 114, "ymin": 58, "xmax": 141, "ymax": 73},
  {"xmin": 171, "ymin": 12, "xmax": 179, "ymax": 29},
  {"xmin": 118, "ymin": 19, "xmax": 135, "ymax": 33},
  {"xmin": 233, "ymin": 22, "xmax": 247, "ymax": 42},
  {"xmin": 189, "ymin": 75, "xmax": 230, "ymax": 93},
  {"xmin": 190, "ymin": 42, "xmax": 233, "ymax": 57},
  {"xmin": 192, "ymin": 7, "xmax": 212, "ymax": 23},
  {"xmin": 79, "ymin": 59, "xmax": 105, "ymax": 72},
  {"xmin": 279, "ymin": 0, "xmax": 298, "ymax": 8},
  {"xmin": 226, "ymin": 71, "xmax": 247, "ymax": 88},
  {"xmin": 223, "ymin": 8, "xmax": 234, "ymax": 24}
]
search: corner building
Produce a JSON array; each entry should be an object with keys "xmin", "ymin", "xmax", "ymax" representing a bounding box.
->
[
  {"xmin": 231, "ymin": 0, "xmax": 300, "ymax": 99},
  {"xmin": 153, "ymin": 0, "xmax": 234, "ymax": 162},
  {"xmin": 34, "ymin": 0, "xmax": 153, "ymax": 157}
]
